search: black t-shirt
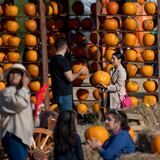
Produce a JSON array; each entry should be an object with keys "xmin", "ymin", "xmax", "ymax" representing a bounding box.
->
[{"xmin": 50, "ymin": 55, "xmax": 72, "ymax": 96}]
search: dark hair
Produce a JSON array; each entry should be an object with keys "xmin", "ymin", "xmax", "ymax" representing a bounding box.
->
[
  {"xmin": 112, "ymin": 51, "xmax": 124, "ymax": 61},
  {"xmin": 6, "ymin": 69, "xmax": 23, "ymax": 89},
  {"xmin": 107, "ymin": 110, "xmax": 129, "ymax": 130},
  {"xmin": 54, "ymin": 37, "xmax": 67, "ymax": 50},
  {"xmin": 54, "ymin": 110, "xmax": 77, "ymax": 154}
]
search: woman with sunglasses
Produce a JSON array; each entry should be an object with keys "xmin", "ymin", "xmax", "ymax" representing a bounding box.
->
[
  {"xmin": 53, "ymin": 110, "xmax": 84, "ymax": 160},
  {"xmin": 87, "ymin": 110, "xmax": 135, "ymax": 160}
]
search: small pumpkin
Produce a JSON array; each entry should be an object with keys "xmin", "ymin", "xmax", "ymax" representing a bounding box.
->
[
  {"xmin": 105, "ymin": 63, "xmax": 114, "ymax": 73},
  {"xmin": 29, "ymin": 81, "xmax": 41, "ymax": 92},
  {"xmin": 49, "ymin": 104, "xmax": 58, "ymax": 112},
  {"xmin": 144, "ymin": 2, "xmax": 156, "ymax": 15},
  {"xmin": 143, "ymin": 33, "xmax": 155, "ymax": 46},
  {"xmin": 93, "ymin": 89, "xmax": 100, "ymax": 100},
  {"xmin": 2, "ymin": 34, "xmax": 12, "ymax": 46},
  {"xmin": 68, "ymin": 18, "xmax": 80, "ymax": 30},
  {"xmin": 126, "ymin": 64, "xmax": 138, "ymax": 78},
  {"xmin": 104, "ymin": 48, "xmax": 116, "ymax": 61},
  {"xmin": 5, "ymin": 4, "xmax": 19, "ymax": 17},
  {"xmin": 72, "ymin": 1, "xmax": 84, "ymax": 15},
  {"xmin": 143, "ymin": 95, "xmax": 157, "ymax": 106},
  {"xmin": 123, "ymin": 17, "xmax": 137, "ymax": 31},
  {"xmin": 92, "ymin": 102, "xmax": 100, "ymax": 113},
  {"xmin": 0, "ymin": 4, "xmax": 3, "ymax": 16},
  {"xmin": 3, "ymin": 63, "xmax": 13, "ymax": 71},
  {"xmin": 26, "ymin": 50, "xmax": 38, "ymax": 62},
  {"xmin": 142, "ymin": 49, "xmax": 155, "ymax": 61},
  {"xmin": 76, "ymin": 103, "xmax": 88, "ymax": 114},
  {"xmin": 24, "ymin": 19, "xmax": 37, "ymax": 32},
  {"xmin": 85, "ymin": 125, "xmax": 110, "ymax": 144},
  {"xmin": 103, "ymin": 33, "xmax": 119, "ymax": 46},
  {"xmin": 126, "ymin": 81, "xmax": 139, "ymax": 92},
  {"xmin": 24, "ymin": 34, "xmax": 37, "ymax": 47},
  {"xmin": 128, "ymin": 128, "xmax": 135, "ymax": 141},
  {"xmin": 7, "ymin": 51, "xmax": 20, "ymax": 62},
  {"xmin": 23, "ymin": 3, "xmax": 36, "ymax": 16},
  {"xmin": 143, "ymin": 79, "xmax": 157, "ymax": 92},
  {"xmin": 31, "ymin": 95, "xmax": 36, "ymax": 105},
  {"xmin": 6, "ymin": 20, "xmax": 19, "ymax": 33},
  {"xmin": 90, "ymin": 31, "xmax": 99, "ymax": 44},
  {"xmin": 129, "ymin": 96, "xmax": 139, "ymax": 107},
  {"xmin": 103, "ymin": 18, "xmax": 118, "ymax": 31},
  {"xmin": 74, "ymin": 32, "xmax": 86, "ymax": 44},
  {"xmin": 0, "ymin": 52, "xmax": 5, "ymax": 62},
  {"xmin": 152, "ymin": 134, "xmax": 160, "ymax": 153},
  {"xmin": 142, "ymin": 19, "xmax": 154, "ymax": 31},
  {"xmin": 80, "ymin": 17, "xmax": 92, "ymax": 30},
  {"xmin": 122, "ymin": 2, "xmax": 137, "ymax": 15},
  {"xmin": 88, "ymin": 45, "xmax": 99, "ymax": 60},
  {"xmin": 141, "ymin": 65, "xmax": 153, "ymax": 77},
  {"xmin": 8, "ymin": 36, "xmax": 21, "ymax": 47},
  {"xmin": 76, "ymin": 89, "xmax": 89, "ymax": 101},
  {"xmin": 0, "ymin": 81, "xmax": 6, "ymax": 91},
  {"xmin": 123, "ymin": 33, "xmax": 136, "ymax": 47},
  {"xmin": 106, "ymin": 1, "xmax": 119, "ymax": 15},
  {"xmin": 124, "ymin": 49, "xmax": 137, "ymax": 62},
  {"xmin": 27, "ymin": 64, "xmax": 39, "ymax": 77}
]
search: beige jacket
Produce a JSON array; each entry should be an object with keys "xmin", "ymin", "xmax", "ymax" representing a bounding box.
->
[
  {"xmin": 0, "ymin": 86, "xmax": 34, "ymax": 146},
  {"xmin": 107, "ymin": 64, "xmax": 127, "ymax": 109}
]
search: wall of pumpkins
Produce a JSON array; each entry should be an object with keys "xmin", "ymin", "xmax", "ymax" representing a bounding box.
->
[{"xmin": 0, "ymin": 0, "xmax": 45, "ymax": 107}]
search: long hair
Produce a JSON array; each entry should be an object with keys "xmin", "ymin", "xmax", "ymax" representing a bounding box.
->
[
  {"xmin": 108, "ymin": 110, "xmax": 129, "ymax": 130},
  {"xmin": 54, "ymin": 110, "xmax": 77, "ymax": 154}
]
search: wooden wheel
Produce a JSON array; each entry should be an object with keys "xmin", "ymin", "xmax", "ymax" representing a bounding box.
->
[{"xmin": 29, "ymin": 128, "xmax": 54, "ymax": 160}]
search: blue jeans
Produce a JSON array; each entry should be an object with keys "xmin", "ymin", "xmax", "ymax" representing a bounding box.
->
[
  {"xmin": 55, "ymin": 95, "xmax": 73, "ymax": 111},
  {"xmin": 2, "ymin": 132, "xmax": 29, "ymax": 160}
]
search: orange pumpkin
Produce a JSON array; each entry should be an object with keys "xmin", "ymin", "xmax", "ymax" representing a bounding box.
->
[
  {"xmin": 126, "ymin": 81, "xmax": 139, "ymax": 92},
  {"xmin": 103, "ymin": 33, "xmax": 119, "ymax": 46},
  {"xmin": 140, "ymin": 65, "xmax": 153, "ymax": 77},
  {"xmin": 72, "ymin": 64, "xmax": 89, "ymax": 80},
  {"xmin": 26, "ymin": 50, "xmax": 38, "ymax": 62},
  {"xmin": 0, "ymin": 52, "xmax": 5, "ymax": 62},
  {"xmin": 23, "ymin": 3, "xmax": 36, "ymax": 16},
  {"xmin": 24, "ymin": 19, "xmax": 37, "ymax": 32},
  {"xmin": 129, "ymin": 96, "xmax": 139, "ymax": 106},
  {"xmin": 80, "ymin": 17, "xmax": 92, "ymax": 30},
  {"xmin": 123, "ymin": 17, "xmax": 137, "ymax": 31},
  {"xmin": 27, "ymin": 64, "xmax": 39, "ymax": 77},
  {"xmin": 5, "ymin": 4, "xmax": 19, "ymax": 17},
  {"xmin": 48, "ymin": 76, "xmax": 52, "ymax": 87},
  {"xmin": 0, "ymin": 4, "xmax": 3, "ymax": 16},
  {"xmin": 142, "ymin": 49, "xmax": 155, "ymax": 61},
  {"xmin": 8, "ymin": 36, "xmax": 21, "ymax": 47},
  {"xmin": 143, "ymin": 79, "xmax": 157, "ymax": 92},
  {"xmin": 105, "ymin": 63, "xmax": 113, "ymax": 73},
  {"xmin": 128, "ymin": 128, "xmax": 135, "ymax": 141},
  {"xmin": 92, "ymin": 71, "xmax": 110, "ymax": 87},
  {"xmin": 93, "ymin": 89, "xmax": 100, "ymax": 100},
  {"xmin": 47, "ymin": 33, "xmax": 56, "ymax": 46},
  {"xmin": 0, "ymin": 66, "xmax": 3, "ymax": 75},
  {"xmin": 126, "ymin": 64, "xmax": 138, "ymax": 78},
  {"xmin": 72, "ymin": 1, "xmax": 84, "ymax": 15},
  {"xmin": 6, "ymin": 20, "xmax": 19, "ymax": 33},
  {"xmin": 106, "ymin": 1, "xmax": 119, "ymax": 15},
  {"xmin": 124, "ymin": 49, "xmax": 137, "ymax": 62},
  {"xmin": 104, "ymin": 48, "xmax": 116, "ymax": 61},
  {"xmin": 68, "ymin": 18, "xmax": 80, "ymax": 30},
  {"xmin": 29, "ymin": 81, "xmax": 40, "ymax": 92},
  {"xmin": 24, "ymin": 34, "xmax": 37, "ymax": 47},
  {"xmin": 92, "ymin": 102, "xmax": 100, "ymax": 113},
  {"xmin": 152, "ymin": 134, "xmax": 160, "ymax": 153},
  {"xmin": 88, "ymin": 45, "xmax": 99, "ymax": 60},
  {"xmin": 143, "ymin": 95, "xmax": 157, "ymax": 106},
  {"xmin": 3, "ymin": 63, "xmax": 13, "ymax": 71},
  {"xmin": 122, "ymin": 2, "xmax": 137, "ymax": 15},
  {"xmin": 144, "ymin": 2, "xmax": 156, "ymax": 15},
  {"xmin": 76, "ymin": 89, "xmax": 89, "ymax": 101},
  {"xmin": 123, "ymin": 33, "xmax": 136, "ymax": 47},
  {"xmin": 90, "ymin": 31, "xmax": 99, "ymax": 44},
  {"xmin": 7, "ymin": 51, "xmax": 20, "ymax": 62},
  {"xmin": 49, "ymin": 103, "xmax": 58, "ymax": 111},
  {"xmin": 31, "ymin": 95, "xmax": 36, "ymax": 105},
  {"xmin": 74, "ymin": 32, "xmax": 86, "ymax": 44},
  {"xmin": 2, "ymin": 34, "xmax": 12, "ymax": 46},
  {"xmin": 50, "ymin": 2, "xmax": 58, "ymax": 15},
  {"xmin": 76, "ymin": 103, "xmax": 88, "ymax": 114},
  {"xmin": 72, "ymin": 45, "xmax": 87, "ymax": 57},
  {"xmin": 143, "ymin": 33, "xmax": 155, "ymax": 46},
  {"xmin": 103, "ymin": 18, "xmax": 118, "ymax": 31},
  {"xmin": 90, "ymin": 61, "xmax": 100, "ymax": 72},
  {"xmin": 142, "ymin": 19, "xmax": 154, "ymax": 31},
  {"xmin": 0, "ymin": 82, "xmax": 6, "ymax": 91},
  {"xmin": 85, "ymin": 125, "xmax": 110, "ymax": 144},
  {"xmin": 0, "ymin": 37, "xmax": 3, "ymax": 46}
]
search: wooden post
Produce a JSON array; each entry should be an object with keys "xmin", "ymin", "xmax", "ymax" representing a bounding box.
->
[
  {"xmin": 158, "ymin": 0, "xmax": 160, "ymax": 102},
  {"xmin": 39, "ymin": 0, "xmax": 49, "ymax": 110}
]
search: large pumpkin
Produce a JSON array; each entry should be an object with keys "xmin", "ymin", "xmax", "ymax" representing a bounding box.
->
[
  {"xmin": 122, "ymin": 2, "xmax": 137, "ymax": 15},
  {"xmin": 5, "ymin": 4, "xmax": 19, "ymax": 17},
  {"xmin": 152, "ymin": 134, "xmax": 160, "ymax": 153},
  {"xmin": 123, "ymin": 33, "xmax": 136, "ymax": 47},
  {"xmin": 29, "ymin": 81, "xmax": 41, "ymax": 92},
  {"xmin": 7, "ymin": 51, "xmax": 20, "ymax": 62},
  {"xmin": 27, "ymin": 64, "xmax": 39, "ymax": 77},
  {"xmin": 124, "ymin": 49, "xmax": 137, "ymax": 62},
  {"xmin": 142, "ymin": 49, "xmax": 155, "ymax": 61},
  {"xmin": 129, "ymin": 96, "xmax": 139, "ymax": 107},
  {"xmin": 24, "ymin": 19, "xmax": 37, "ymax": 32},
  {"xmin": 76, "ymin": 89, "xmax": 89, "ymax": 101},
  {"xmin": 126, "ymin": 64, "xmax": 138, "ymax": 78},
  {"xmin": 23, "ymin": 3, "xmax": 36, "ymax": 16},
  {"xmin": 76, "ymin": 103, "xmax": 88, "ymax": 114},
  {"xmin": 143, "ymin": 95, "xmax": 157, "ymax": 106},
  {"xmin": 92, "ymin": 71, "xmax": 110, "ymax": 87},
  {"xmin": 6, "ymin": 20, "xmax": 19, "ymax": 33},
  {"xmin": 103, "ymin": 33, "xmax": 119, "ymax": 46},
  {"xmin": 144, "ymin": 2, "xmax": 156, "ymax": 15},
  {"xmin": 72, "ymin": 64, "xmax": 88, "ymax": 80},
  {"xmin": 123, "ymin": 17, "xmax": 137, "ymax": 31},
  {"xmin": 26, "ymin": 50, "xmax": 38, "ymax": 62},
  {"xmin": 126, "ymin": 81, "xmax": 139, "ymax": 92},
  {"xmin": 24, "ymin": 34, "xmax": 37, "ymax": 47},
  {"xmin": 106, "ymin": 1, "xmax": 119, "ymax": 15},
  {"xmin": 140, "ymin": 65, "xmax": 153, "ymax": 77},
  {"xmin": 85, "ymin": 125, "xmax": 110, "ymax": 144},
  {"xmin": 143, "ymin": 79, "xmax": 157, "ymax": 92},
  {"xmin": 103, "ymin": 18, "xmax": 118, "ymax": 31},
  {"xmin": 143, "ymin": 33, "xmax": 155, "ymax": 46}
]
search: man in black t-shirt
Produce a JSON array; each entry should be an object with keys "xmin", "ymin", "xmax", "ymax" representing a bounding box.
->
[{"xmin": 50, "ymin": 38, "xmax": 88, "ymax": 111}]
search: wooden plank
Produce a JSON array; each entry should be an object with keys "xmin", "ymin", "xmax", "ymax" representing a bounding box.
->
[{"xmin": 126, "ymin": 113, "xmax": 143, "ymax": 120}]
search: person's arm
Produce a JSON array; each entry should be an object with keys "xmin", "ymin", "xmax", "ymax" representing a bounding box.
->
[
  {"xmin": 107, "ymin": 70, "xmax": 126, "ymax": 92},
  {"xmin": 75, "ymin": 134, "xmax": 84, "ymax": 160},
  {"xmin": 99, "ymin": 133, "xmax": 131, "ymax": 160}
]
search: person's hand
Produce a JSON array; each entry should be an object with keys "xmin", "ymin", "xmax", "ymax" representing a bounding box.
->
[
  {"xmin": 96, "ymin": 84, "xmax": 107, "ymax": 93},
  {"xmin": 22, "ymin": 73, "xmax": 30, "ymax": 88},
  {"xmin": 87, "ymin": 138, "xmax": 102, "ymax": 151},
  {"xmin": 80, "ymin": 67, "xmax": 89, "ymax": 75}
]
